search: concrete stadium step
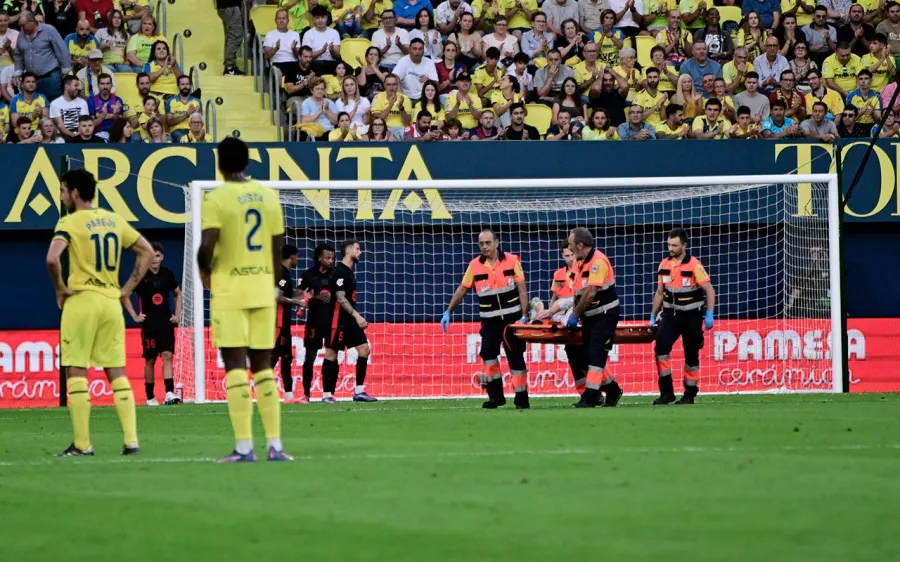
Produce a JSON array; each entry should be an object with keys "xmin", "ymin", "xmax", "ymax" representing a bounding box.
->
[{"xmin": 227, "ymin": 124, "xmax": 279, "ymax": 142}]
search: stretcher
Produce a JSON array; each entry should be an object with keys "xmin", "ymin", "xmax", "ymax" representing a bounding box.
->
[{"xmin": 510, "ymin": 321, "xmax": 656, "ymax": 345}]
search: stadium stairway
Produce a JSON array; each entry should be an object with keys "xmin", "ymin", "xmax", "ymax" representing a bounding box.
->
[{"xmin": 169, "ymin": 0, "xmax": 277, "ymax": 141}]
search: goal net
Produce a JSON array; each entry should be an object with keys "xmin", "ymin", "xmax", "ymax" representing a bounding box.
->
[{"xmin": 174, "ymin": 175, "xmax": 842, "ymax": 402}]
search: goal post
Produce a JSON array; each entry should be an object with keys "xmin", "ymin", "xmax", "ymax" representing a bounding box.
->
[{"xmin": 176, "ymin": 174, "xmax": 842, "ymax": 403}]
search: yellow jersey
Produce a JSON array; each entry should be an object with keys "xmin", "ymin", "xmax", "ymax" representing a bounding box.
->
[
  {"xmin": 574, "ymin": 60, "xmax": 607, "ymax": 88},
  {"xmin": 581, "ymin": 127, "xmax": 620, "ymax": 140},
  {"xmin": 201, "ymin": 180, "xmax": 285, "ymax": 311},
  {"xmin": 500, "ymin": 0, "xmax": 538, "ymax": 29},
  {"xmin": 63, "ymin": 33, "xmax": 100, "ymax": 60},
  {"xmin": 632, "ymin": 89, "xmax": 668, "ymax": 125},
  {"xmin": 327, "ymin": 128, "xmax": 356, "ymax": 141},
  {"xmin": 445, "ymin": 90, "xmax": 483, "ymax": 129},
  {"xmin": 412, "ymin": 100, "xmax": 446, "ymax": 122},
  {"xmin": 654, "ymin": 122, "xmax": 688, "ymax": 138},
  {"xmin": 781, "ymin": 0, "xmax": 813, "ymax": 26},
  {"xmin": 472, "ymin": 65, "xmax": 504, "ymax": 98},
  {"xmin": 643, "ymin": 64, "xmax": 676, "ymax": 92},
  {"xmin": 371, "ymin": 91, "xmax": 412, "ymax": 128},
  {"xmin": 488, "ymin": 90, "xmax": 523, "ymax": 113},
  {"xmin": 471, "ymin": 0, "xmax": 501, "ymax": 26},
  {"xmin": 52, "ymin": 208, "xmax": 142, "ymax": 299},
  {"xmin": 330, "ymin": 0, "xmax": 361, "ymax": 25},
  {"xmin": 143, "ymin": 60, "xmax": 181, "ymax": 95},
  {"xmin": 361, "ymin": 0, "xmax": 390, "ymax": 30},
  {"xmin": 592, "ymin": 29, "xmax": 625, "ymax": 66},
  {"xmin": 179, "ymin": 131, "xmax": 206, "ymax": 143},
  {"xmin": 722, "ymin": 61, "xmax": 754, "ymax": 93},
  {"xmin": 164, "ymin": 95, "xmax": 201, "ymax": 132},
  {"xmin": 692, "ymin": 115, "xmax": 731, "ymax": 138},
  {"xmin": 805, "ymin": 87, "xmax": 844, "ymax": 118},
  {"xmin": 0, "ymin": 102, "xmax": 9, "ymax": 133},
  {"xmin": 822, "ymin": 53, "xmax": 862, "ymax": 93},
  {"xmin": 860, "ymin": 53, "xmax": 895, "ymax": 92},
  {"xmin": 126, "ymin": 33, "xmax": 167, "ymax": 64},
  {"xmin": 10, "ymin": 92, "xmax": 49, "ymax": 131}
]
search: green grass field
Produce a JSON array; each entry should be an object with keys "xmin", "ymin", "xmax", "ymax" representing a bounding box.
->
[{"xmin": 1, "ymin": 394, "xmax": 899, "ymax": 561}]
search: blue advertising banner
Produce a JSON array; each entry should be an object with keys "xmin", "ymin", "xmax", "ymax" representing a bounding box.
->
[{"xmin": 1, "ymin": 140, "xmax": 899, "ymax": 231}]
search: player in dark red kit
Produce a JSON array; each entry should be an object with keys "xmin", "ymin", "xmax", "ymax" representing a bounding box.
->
[
  {"xmin": 297, "ymin": 243, "xmax": 335, "ymax": 403},
  {"xmin": 123, "ymin": 242, "xmax": 182, "ymax": 406},
  {"xmin": 320, "ymin": 239, "xmax": 377, "ymax": 403},
  {"xmin": 272, "ymin": 245, "xmax": 313, "ymax": 402}
]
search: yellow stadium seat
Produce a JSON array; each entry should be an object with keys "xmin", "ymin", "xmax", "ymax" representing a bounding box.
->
[
  {"xmin": 634, "ymin": 35, "xmax": 656, "ymax": 69},
  {"xmin": 251, "ymin": 5, "xmax": 280, "ymax": 36},
  {"xmin": 524, "ymin": 103, "xmax": 552, "ymax": 138},
  {"xmin": 341, "ymin": 38, "xmax": 372, "ymax": 69},
  {"xmin": 718, "ymin": 6, "xmax": 742, "ymax": 25}
]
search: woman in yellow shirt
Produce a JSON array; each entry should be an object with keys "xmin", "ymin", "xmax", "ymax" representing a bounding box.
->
[
  {"xmin": 489, "ymin": 75, "xmax": 524, "ymax": 127},
  {"xmin": 126, "ymin": 14, "xmax": 167, "ymax": 72},
  {"xmin": 328, "ymin": 112, "xmax": 368, "ymax": 140},
  {"xmin": 671, "ymin": 74, "xmax": 703, "ymax": 119},
  {"xmin": 735, "ymin": 11, "xmax": 767, "ymax": 62},
  {"xmin": 324, "ymin": 62, "xmax": 352, "ymax": 100},
  {"xmin": 143, "ymin": 40, "xmax": 183, "ymax": 97},
  {"xmin": 594, "ymin": 10, "xmax": 625, "ymax": 66},
  {"xmin": 582, "ymin": 108, "xmax": 620, "ymax": 140},
  {"xmin": 412, "ymin": 80, "xmax": 445, "ymax": 126},
  {"xmin": 614, "ymin": 47, "xmax": 643, "ymax": 100}
]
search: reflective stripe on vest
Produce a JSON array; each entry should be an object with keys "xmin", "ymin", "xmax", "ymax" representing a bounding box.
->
[
  {"xmin": 468, "ymin": 250, "xmax": 522, "ymax": 319},
  {"xmin": 659, "ymin": 253, "xmax": 704, "ymax": 311},
  {"xmin": 574, "ymin": 248, "xmax": 618, "ymax": 315}
]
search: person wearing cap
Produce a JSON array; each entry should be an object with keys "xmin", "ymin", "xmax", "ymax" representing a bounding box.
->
[
  {"xmin": 445, "ymin": 71, "xmax": 484, "ymax": 129},
  {"xmin": 63, "ymin": 18, "xmax": 99, "ymax": 72},
  {"xmin": 75, "ymin": 48, "xmax": 116, "ymax": 98}
]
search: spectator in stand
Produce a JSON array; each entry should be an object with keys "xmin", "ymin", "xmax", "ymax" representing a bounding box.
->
[
  {"xmin": 743, "ymin": 0, "xmax": 781, "ymax": 31},
  {"xmin": 775, "ymin": 14, "xmax": 807, "ymax": 61},
  {"xmin": 361, "ymin": 0, "xmax": 394, "ymax": 38},
  {"xmin": 658, "ymin": 9, "xmax": 691, "ymax": 67},
  {"xmin": 499, "ymin": 101, "xmax": 538, "ymax": 139},
  {"xmin": 410, "ymin": 8, "xmax": 441, "ymax": 60},
  {"xmin": 823, "ymin": 41, "xmax": 862, "ymax": 98},
  {"xmin": 164, "ymin": 74, "xmax": 200, "ymax": 142},
  {"xmin": 872, "ymin": 111, "xmax": 900, "ymax": 136},
  {"xmin": 680, "ymin": 0, "xmax": 708, "ymax": 32},
  {"xmin": 357, "ymin": 46, "xmax": 387, "ymax": 100},
  {"xmin": 557, "ymin": 18, "xmax": 585, "ymax": 65},
  {"xmin": 67, "ymin": 113, "xmax": 104, "ymax": 142},
  {"xmin": 76, "ymin": 0, "xmax": 114, "ymax": 33},
  {"xmin": 581, "ymin": 106, "xmax": 620, "ymax": 139},
  {"xmin": 633, "ymin": 66, "xmax": 667, "ymax": 126},
  {"xmin": 436, "ymin": 0, "xmax": 474, "ymax": 36},
  {"xmin": 144, "ymin": 39, "xmax": 181, "ymax": 97},
  {"xmin": 413, "ymin": 79, "xmax": 444, "ymax": 123},
  {"xmin": 393, "ymin": 37, "xmax": 437, "ymax": 102},
  {"xmin": 504, "ymin": 0, "xmax": 538, "ymax": 39},
  {"xmin": 724, "ymin": 47, "xmax": 754, "ymax": 94},
  {"xmin": 507, "ymin": 51, "xmax": 533, "ymax": 93},
  {"xmin": 800, "ymin": 99, "xmax": 839, "ymax": 139},
  {"xmin": 617, "ymin": 104, "xmax": 656, "ymax": 139},
  {"xmin": 483, "ymin": 15, "xmax": 519, "ymax": 63},
  {"xmin": 836, "ymin": 103, "xmax": 868, "ymax": 136},
  {"xmin": 729, "ymin": 104, "xmax": 763, "ymax": 137},
  {"xmin": 804, "ymin": 5, "xmax": 837, "ymax": 67},
  {"xmin": 733, "ymin": 71, "xmax": 771, "ymax": 122},
  {"xmin": 371, "ymin": 72, "xmax": 411, "ymax": 136},
  {"xmin": 444, "ymin": 71, "xmax": 482, "ymax": 129},
  {"xmin": 435, "ymin": 41, "xmax": 466, "ymax": 96},
  {"xmin": 692, "ymin": 97, "xmax": 730, "ymax": 138},
  {"xmin": 837, "ymin": 4, "xmax": 875, "ymax": 57},
  {"xmin": 76, "ymin": 48, "xmax": 115, "ymax": 98},
  {"xmin": 876, "ymin": 1, "xmax": 900, "ymax": 67},
  {"xmin": 578, "ymin": 0, "xmax": 604, "ymax": 35},
  {"xmin": 609, "ymin": 0, "xmax": 648, "ymax": 40},
  {"xmin": 680, "ymin": 40, "xmax": 722, "ymax": 86},
  {"xmin": 447, "ymin": 12, "xmax": 481, "ymax": 70},
  {"xmin": 300, "ymin": 76, "xmax": 338, "ymax": 137},
  {"xmin": 442, "ymin": 116, "xmax": 468, "ymax": 139},
  {"xmin": 329, "ymin": 111, "xmax": 368, "ymax": 141},
  {"xmin": 552, "ymin": 76, "xmax": 587, "ymax": 125},
  {"xmin": 846, "ymin": 68, "xmax": 881, "ymax": 125},
  {"xmin": 880, "ymin": 80, "xmax": 900, "ymax": 117},
  {"xmin": 781, "ymin": 0, "xmax": 815, "ymax": 28},
  {"xmin": 88, "ymin": 72, "xmax": 121, "ymax": 139},
  {"xmin": 96, "ymin": 10, "xmax": 131, "ymax": 72},
  {"xmin": 614, "ymin": 47, "xmax": 643, "ymax": 96},
  {"xmin": 694, "ymin": 8, "xmax": 733, "ymax": 64},
  {"xmin": 520, "ymin": 11, "xmax": 554, "ymax": 65},
  {"xmin": 335, "ymin": 75, "xmax": 372, "ymax": 127},
  {"xmin": 39, "ymin": 116, "xmax": 64, "ymax": 142},
  {"xmin": 331, "ymin": 0, "xmax": 363, "ymax": 40},
  {"xmin": 714, "ymin": 76, "xmax": 735, "ymax": 120},
  {"xmin": 63, "ymin": 18, "xmax": 97, "ymax": 71},
  {"xmin": 264, "ymin": 8, "xmax": 302, "ymax": 76},
  {"xmin": 119, "ymin": 0, "xmax": 152, "ymax": 35},
  {"xmin": 790, "ymin": 41, "xmax": 817, "ymax": 91},
  {"xmin": 403, "ymin": 108, "xmax": 438, "ymax": 139},
  {"xmin": 754, "ymin": 36, "xmax": 790, "ymax": 93},
  {"xmin": 303, "ymin": 5, "xmax": 341, "ymax": 74},
  {"xmin": 216, "ymin": 0, "xmax": 245, "ymax": 75},
  {"xmin": 121, "ymin": 72, "xmax": 154, "ymax": 129},
  {"xmin": 862, "ymin": 33, "xmax": 896, "ymax": 92},
  {"xmin": 125, "ymin": 14, "xmax": 165, "ymax": 72},
  {"xmin": 0, "ymin": 11, "xmax": 18, "ymax": 70},
  {"xmin": 137, "ymin": 95, "xmax": 162, "ymax": 140},
  {"xmin": 574, "ymin": 40, "xmax": 604, "ymax": 94},
  {"xmin": 6, "ymin": 116, "xmax": 38, "ymax": 142},
  {"xmin": 324, "ymin": 61, "xmax": 352, "ymax": 99},
  {"xmin": 655, "ymin": 102, "xmax": 690, "ymax": 139},
  {"xmin": 533, "ymin": 48, "xmax": 574, "ymax": 104},
  {"xmin": 672, "ymin": 73, "xmax": 703, "ymax": 118},
  {"xmin": 108, "ymin": 116, "xmax": 140, "ymax": 143},
  {"xmin": 735, "ymin": 11, "xmax": 767, "ymax": 61},
  {"xmin": 645, "ymin": 44, "xmax": 679, "ymax": 94},
  {"xmin": 769, "ymin": 69, "xmax": 806, "ymax": 121},
  {"xmin": 49, "ymin": 73, "xmax": 87, "ymax": 138},
  {"xmin": 44, "ymin": 0, "xmax": 79, "ymax": 39},
  {"xmin": 594, "ymin": 9, "xmax": 625, "ymax": 66},
  {"xmin": 10, "ymin": 71, "xmax": 47, "ymax": 130},
  {"xmin": 489, "ymin": 74, "xmax": 522, "ymax": 127},
  {"xmin": 473, "ymin": 46, "xmax": 503, "ymax": 99},
  {"xmin": 806, "ymin": 68, "xmax": 844, "ymax": 117},
  {"xmin": 468, "ymin": 109, "xmax": 502, "ymax": 139},
  {"xmin": 546, "ymin": 109, "xmax": 577, "ymax": 139},
  {"xmin": 372, "ymin": 9, "xmax": 410, "ymax": 71},
  {"xmin": 543, "ymin": 0, "xmax": 578, "ymax": 37},
  {"xmin": 394, "ymin": 0, "xmax": 433, "ymax": 30},
  {"xmin": 589, "ymin": 67, "xmax": 630, "ymax": 124},
  {"xmin": 761, "ymin": 98, "xmax": 799, "ymax": 137},
  {"xmin": 144, "ymin": 113, "xmax": 170, "ymax": 142},
  {"xmin": 368, "ymin": 115, "xmax": 397, "ymax": 140}
]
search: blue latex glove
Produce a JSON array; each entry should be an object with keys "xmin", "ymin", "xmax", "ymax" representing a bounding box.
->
[
  {"xmin": 649, "ymin": 313, "xmax": 657, "ymax": 328},
  {"xmin": 565, "ymin": 313, "xmax": 579, "ymax": 329},
  {"xmin": 704, "ymin": 310, "xmax": 714, "ymax": 330},
  {"xmin": 519, "ymin": 316, "xmax": 529, "ymax": 324},
  {"xmin": 440, "ymin": 311, "xmax": 451, "ymax": 333}
]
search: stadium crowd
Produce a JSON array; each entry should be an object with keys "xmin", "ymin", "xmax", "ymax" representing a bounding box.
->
[
  {"xmin": 262, "ymin": 0, "xmax": 900, "ymax": 140},
  {"xmin": 0, "ymin": 3, "xmax": 208, "ymax": 144}
]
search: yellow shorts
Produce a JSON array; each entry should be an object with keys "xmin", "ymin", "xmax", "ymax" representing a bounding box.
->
[
  {"xmin": 60, "ymin": 290, "xmax": 126, "ymax": 368},
  {"xmin": 211, "ymin": 306, "xmax": 276, "ymax": 350}
]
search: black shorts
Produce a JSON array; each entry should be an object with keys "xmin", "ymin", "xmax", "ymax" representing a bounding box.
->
[
  {"xmin": 272, "ymin": 332, "xmax": 294, "ymax": 359},
  {"xmin": 655, "ymin": 311, "xmax": 704, "ymax": 364},
  {"xmin": 142, "ymin": 324, "xmax": 175, "ymax": 359},
  {"xmin": 303, "ymin": 322, "xmax": 328, "ymax": 351},
  {"xmin": 327, "ymin": 322, "xmax": 368, "ymax": 351}
]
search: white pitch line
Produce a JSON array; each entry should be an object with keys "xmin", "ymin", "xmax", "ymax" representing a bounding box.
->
[{"xmin": 1, "ymin": 444, "xmax": 898, "ymax": 468}]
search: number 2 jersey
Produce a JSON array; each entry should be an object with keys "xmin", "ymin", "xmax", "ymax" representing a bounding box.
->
[
  {"xmin": 327, "ymin": 262, "xmax": 358, "ymax": 326},
  {"xmin": 52, "ymin": 208, "xmax": 141, "ymax": 299},
  {"xmin": 200, "ymin": 179, "xmax": 285, "ymax": 311}
]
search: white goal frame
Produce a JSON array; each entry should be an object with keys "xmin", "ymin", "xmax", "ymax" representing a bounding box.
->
[{"xmin": 189, "ymin": 174, "xmax": 843, "ymax": 403}]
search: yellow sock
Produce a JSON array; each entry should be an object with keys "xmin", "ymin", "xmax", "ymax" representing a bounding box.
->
[
  {"xmin": 111, "ymin": 377, "xmax": 138, "ymax": 446},
  {"xmin": 67, "ymin": 377, "xmax": 91, "ymax": 451},
  {"xmin": 226, "ymin": 369, "xmax": 253, "ymax": 442},
  {"xmin": 253, "ymin": 369, "xmax": 281, "ymax": 441}
]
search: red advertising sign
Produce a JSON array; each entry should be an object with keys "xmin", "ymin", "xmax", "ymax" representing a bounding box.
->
[{"xmin": 0, "ymin": 319, "xmax": 897, "ymax": 408}]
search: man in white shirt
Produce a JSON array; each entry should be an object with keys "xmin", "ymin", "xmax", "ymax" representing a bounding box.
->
[
  {"xmin": 393, "ymin": 38, "xmax": 438, "ymax": 102},
  {"xmin": 753, "ymin": 36, "xmax": 791, "ymax": 94},
  {"xmin": 302, "ymin": 5, "xmax": 342, "ymax": 74},
  {"xmin": 370, "ymin": 9, "xmax": 410, "ymax": 70},
  {"xmin": 436, "ymin": 0, "xmax": 473, "ymax": 35},
  {"xmin": 50, "ymin": 74, "xmax": 90, "ymax": 139},
  {"xmin": 263, "ymin": 8, "xmax": 302, "ymax": 75}
]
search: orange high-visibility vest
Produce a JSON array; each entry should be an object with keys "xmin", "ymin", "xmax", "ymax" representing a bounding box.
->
[
  {"xmin": 571, "ymin": 247, "xmax": 619, "ymax": 316},
  {"xmin": 657, "ymin": 252, "xmax": 710, "ymax": 312},
  {"xmin": 551, "ymin": 265, "xmax": 575, "ymax": 299},
  {"xmin": 463, "ymin": 250, "xmax": 524, "ymax": 319}
]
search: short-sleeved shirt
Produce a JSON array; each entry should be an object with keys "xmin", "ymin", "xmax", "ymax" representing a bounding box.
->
[
  {"xmin": 165, "ymin": 95, "xmax": 202, "ymax": 132},
  {"xmin": 800, "ymin": 118, "xmax": 838, "ymax": 137},
  {"xmin": 632, "ymin": 89, "xmax": 668, "ymax": 126},
  {"xmin": 822, "ymin": 53, "xmax": 862, "ymax": 93},
  {"xmin": 76, "ymin": 0, "xmax": 116, "ymax": 27},
  {"xmin": 655, "ymin": 122, "xmax": 688, "ymax": 138},
  {"xmin": 200, "ymin": 180, "xmax": 286, "ymax": 311},
  {"xmin": 742, "ymin": 0, "xmax": 781, "ymax": 29},
  {"xmin": 393, "ymin": 55, "xmax": 438, "ymax": 99},
  {"xmin": 723, "ymin": 61, "xmax": 754, "ymax": 93},
  {"xmin": 299, "ymin": 265, "xmax": 333, "ymax": 325},
  {"xmin": 136, "ymin": 267, "xmax": 179, "ymax": 328},
  {"xmin": 52, "ymin": 208, "xmax": 141, "ymax": 299},
  {"xmin": 362, "ymin": 0, "xmax": 393, "ymax": 30},
  {"xmin": 846, "ymin": 88, "xmax": 882, "ymax": 124},
  {"xmin": 692, "ymin": 115, "xmax": 732, "ymax": 138},
  {"xmin": 805, "ymin": 87, "xmax": 844, "ymax": 118},
  {"xmin": 301, "ymin": 27, "xmax": 342, "ymax": 61},
  {"xmin": 461, "ymin": 254, "xmax": 525, "ymax": 288},
  {"xmin": 762, "ymin": 115, "xmax": 796, "ymax": 134},
  {"xmin": 643, "ymin": 64, "xmax": 676, "ymax": 92},
  {"xmin": 371, "ymin": 91, "xmax": 412, "ymax": 128},
  {"xmin": 300, "ymin": 97, "xmax": 338, "ymax": 131},
  {"xmin": 329, "ymin": 262, "xmax": 360, "ymax": 324},
  {"xmin": 89, "ymin": 93, "xmax": 124, "ymax": 132},
  {"xmin": 679, "ymin": 0, "xmax": 708, "ymax": 29},
  {"xmin": 551, "ymin": 265, "xmax": 574, "ymax": 298},
  {"xmin": 143, "ymin": 60, "xmax": 182, "ymax": 95},
  {"xmin": 263, "ymin": 29, "xmax": 302, "ymax": 65},
  {"xmin": 126, "ymin": 33, "xmax": 167, "ymax": 64},
  {"xmin": 592, "ymin": 29, "xmax": 626, "ymax": 66},
  {"xmin": 10, "ymin": 92, "xmax": 49, "ymax": 130},
  {"xmin": 63, "ymin": 33, "xmax": 100, "ymax": 60},
  {"xmin": 49, "ymin": 96, "xmax": 90, "ymax": 133},
  {"xmin": 502, "ymin": 0, "xmax": 538, "ymax": 29},
  {"xmin": 860, "ymin": 53, "xmax": 894, "ymax": 92},
  {"xmin": 533, "ymin": 64, "xmax": 576, "ymax": 98},
  {"xmin": 444, "ymin": 90, "xmax": 482, "ymax": 129},
  {"xmin": 472, "ymin": 65, "xmax": 504, "ymax": 98}
]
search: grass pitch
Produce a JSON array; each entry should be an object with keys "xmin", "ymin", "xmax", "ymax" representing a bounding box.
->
[{"xmin": 1, "ymin": 394, "xmax": 898, "ymax": 562}]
